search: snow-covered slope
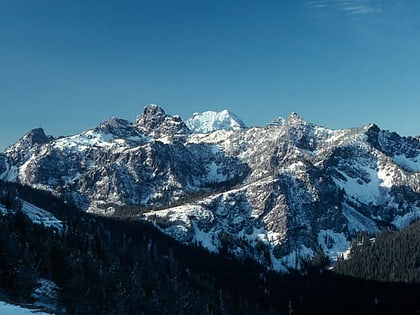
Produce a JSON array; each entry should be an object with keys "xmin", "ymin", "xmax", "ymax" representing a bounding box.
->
[
  {"xmin": 21, "ymin": 201, "xmax": 63, "ymax": 231},
  {"xmin": 0, "ymin": 198, "xmax": 62, "ymax": 231},
  {"xmin": 1, "ymin": 104, "xmax": 419, "ymax": 271},
  {"xmin": 0, "ymin": 301, "xmax": 50, "ymax": 315},
  {"xmin": 185, "ymin": 109, "xmax": 247, "ymax": 133}
]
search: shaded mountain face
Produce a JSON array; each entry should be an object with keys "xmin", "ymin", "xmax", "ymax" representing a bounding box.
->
[{"xmin": 1, "ymin": 104, "xmax": 419, "ymax": 271}]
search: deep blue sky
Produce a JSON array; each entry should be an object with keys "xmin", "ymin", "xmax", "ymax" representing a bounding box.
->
[{"xmin": 1, "ymin": 0, "xmax": 420, "ymax": 149}]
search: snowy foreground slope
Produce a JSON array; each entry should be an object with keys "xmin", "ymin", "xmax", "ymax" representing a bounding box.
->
[
  {"xmin": 0, "ymin": 301, "xmax": 49, "ymax": 315},
  {"xmin": 1, "ymin": 105, "xmax": 419, "ymax": 271}
]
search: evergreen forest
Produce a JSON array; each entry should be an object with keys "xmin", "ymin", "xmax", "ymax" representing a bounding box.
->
[{"xmin": 1, "ymin": 180, "xmax": 420, "ymax": 314}]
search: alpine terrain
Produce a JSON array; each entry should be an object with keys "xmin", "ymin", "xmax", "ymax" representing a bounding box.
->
[{"xmin": 1, "ymin": 104, "xmax": 419, "ymax": 271}]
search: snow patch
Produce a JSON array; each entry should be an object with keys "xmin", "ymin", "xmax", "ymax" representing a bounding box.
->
[
  {"xmin": 333, "ymin": 165, "xmax": 387, "ymax": 205},
  {"xmin": 207, "ymin": 161, "xmax": 227, "ymax": 182},
  {"xmin": 54, "ymin": 128, "xmax": 144, "ymax": 152},
  {"xmin": 285, "ymin": 161, "xmax": 306, "ymax": 174},
  {"xmin": 21, "ymin": 201, "xmax": 63, "ymax": 230},
  {"xmin": 317, "ymin": 229, "xmax": 350, "ymax": 261},
  {"xmin": 192, "ymin": 221, "xmax": 218, "ymax": 252},
  {"xmin": 342, "ymin": 203, "xmax": 379, "ymax": 233},
  {"xmin": 392, "ymin": 209, "xmax": 420, "ymax": 229},
  {"xmin": 392, "ymin": 154, "xmax": 420, "ymax": 172},
  {"xmin": 377, "ymin": 164, "xmax": 394, "ymax": 188},
  {"xmin": 0, "ymin": 301, "xmax": 50, "ymax": 315},
  {"xmin": 271, "ymin": 245, "xmax": 314, "ymax": 272}
]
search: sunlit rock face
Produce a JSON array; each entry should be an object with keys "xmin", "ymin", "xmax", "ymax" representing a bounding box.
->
[{"xmin": 2, "ymin": 104, "xmax": 419, "ymax": 271}]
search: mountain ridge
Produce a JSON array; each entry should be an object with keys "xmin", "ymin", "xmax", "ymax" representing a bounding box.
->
[{"xmin": 1, "ymin": 104, "xmax": 419, "ymax": 271}]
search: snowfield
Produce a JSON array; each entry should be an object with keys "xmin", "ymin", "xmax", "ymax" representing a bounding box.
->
[
  {"xmin": 21, "ymin": 201, "xmax": 63, "ymax": 231},
  {"xmin": 0, "ymin": 301, "xmax": 50, "ymax": 315}
]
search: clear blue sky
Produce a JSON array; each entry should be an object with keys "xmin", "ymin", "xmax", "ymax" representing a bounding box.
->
[{"xmin": 1, "ymin": 0, "xmax": 420, "ymax": 150}]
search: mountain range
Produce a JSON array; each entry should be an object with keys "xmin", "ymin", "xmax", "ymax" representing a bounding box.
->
[{"xmin": 1, "ymin": 104, "xmax": 419, "ymax": 271}]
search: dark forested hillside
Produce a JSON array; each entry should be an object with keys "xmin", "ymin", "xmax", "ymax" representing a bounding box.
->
[
  {"xmin": 0, "ymin": 181, "xmax": 264, "ymax": 314},
  {"xmin": 1, "ymin": 180, "xmax": 420, "ymax": 314},
  {"xmin": 335, "ymin": 220, "xmax": 420, "ymax": 283}
]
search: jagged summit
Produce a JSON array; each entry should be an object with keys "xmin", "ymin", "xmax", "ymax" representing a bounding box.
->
[
  {"xmin": 93, "ymin": 117, "xmax": 145, "ymax": 140},
  {"xmin": 6, "ymin": 128, "xmax": 53, "ymax": 153},
  {"xmin": 286, "ymin": 112, "xmax": 311, "ymax": 126},
  {"xmin": 185, "ymin": 109, "xmax": 247, "ymax": 133},
  {"xmin": 135, "ymin": 104, "xmax": 166, "ymax": 128},
  {"xmin": 19, "ymin": 128, "xmax": 52, "ymax": 146},
  {"xmin": 1, "ymin": 103, "xmax": 419, "ymax": 272},
  {"xmin": 269, "ymin": 113, "xmax": 311, "ymax": 128},
  {"xmin": 135, "ymin": 104, "xmax": 190, "ymax": 140},
  {"xmin": 98, "ymin": 117, "xmax": 131, "ymax": 129}
]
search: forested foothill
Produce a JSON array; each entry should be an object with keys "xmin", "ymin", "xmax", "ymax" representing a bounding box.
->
[{"xmin": 1, "ymin": 180, "xmax": 420, "ymax": 314}]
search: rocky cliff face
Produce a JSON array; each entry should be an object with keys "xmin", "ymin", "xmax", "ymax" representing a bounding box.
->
[{"xmin": 1, "ymin": 105, "xmax": 419, "ymax": 271}]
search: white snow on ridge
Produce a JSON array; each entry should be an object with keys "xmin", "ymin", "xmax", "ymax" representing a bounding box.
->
[
  {"xmin": 186, "ymin": 110, "xmax": 246, "ymax": 133},
  {"xmin": 392, "ymin": 154, "xmax": 420, "ymax": 172},
  {"xmin": 54, "ymin": 129, "xmax": 146, "ymax": 153},
  {"xmin": 54, "ymin": 130, "xmax": 114, "ymax": 151},
  {"xmin": 21, "ymin": 201, "xmax": 63, "ymax": 230}
]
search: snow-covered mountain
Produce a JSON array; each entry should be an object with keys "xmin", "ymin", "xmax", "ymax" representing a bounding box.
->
[
  {"xmin": 1, "ymin": 104, "xmax": 419, "ymax": 271},
  {"xmin": 185, "ymin": 109, "xmax": 247, "ymax": 133}
]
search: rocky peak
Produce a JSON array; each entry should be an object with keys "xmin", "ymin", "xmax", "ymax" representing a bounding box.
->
[
  {"xmin": 98, "ymin": 117, "xmax": 130, "ymax": 129},
  {"xmin": 287, "ymin": 112, "xmax": 309, "ymax": 126},
  {"xmin": 8, "ymin": 128, "xmax": 52, "ymax": 151},
  {"xmin": 364, "ymin": 123, "xmax": 381, "ymax": 148},
  {"xmin": 2, "ymin": 105, "xmax": 420, "ymax": 272},
  {"xmin": 135, "ymin": 104, "xmax": 167, "ymax": 129},
  {"xmin": 185, "ymin": 109, "xmax": 247, "ymax": 133},
  {"xmin": 3, "ymin": 128, "xmax": 53, "ymax": 166},
  {"xmin": 94, "ymin": 117, "xmax": 145, "ymax": 140},
  {"xmin": 365, "ymin": 123, "xmax": 380, "ymax": 134},
  {"xmin": 135, "ymin": 104, "xmax": 190, "ymax": 140},
  {"xmin": 24, "ymin": 128, "xmax": 52, "ymax": 146}
]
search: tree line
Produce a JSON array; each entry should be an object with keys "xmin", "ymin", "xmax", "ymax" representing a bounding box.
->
[{"xmin": 1, "ymin": 180, "xmax": 420, "ymax": 314}]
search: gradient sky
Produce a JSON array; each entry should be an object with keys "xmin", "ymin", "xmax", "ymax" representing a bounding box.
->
[{"xmin": 1, "ymin": 0, "xmax": 420, "ymax": 150}]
